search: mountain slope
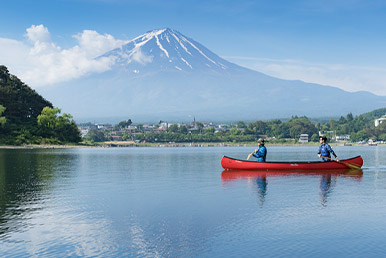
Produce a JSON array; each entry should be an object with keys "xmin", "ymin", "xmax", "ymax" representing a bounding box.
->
[
  {"xmin": 39, "ymin": 28, "xmax": 386, "ymax": 122},
  {"xmin": 101, "ymin": 28, "xmax": 251, "ymax": 75}
]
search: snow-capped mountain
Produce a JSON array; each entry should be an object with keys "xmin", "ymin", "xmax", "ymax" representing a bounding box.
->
[
  {"xmin": 39, "ymin": 28, "xmax": 386, "ymax": 122},
  {"xmin": 102, "ymin": 28, "xmax": 248, "ymax": 75}
]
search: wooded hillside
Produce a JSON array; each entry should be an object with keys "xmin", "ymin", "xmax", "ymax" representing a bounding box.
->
[{"xmin": 0, "ymin": 65, "xmax": 81, "ymax": 145}]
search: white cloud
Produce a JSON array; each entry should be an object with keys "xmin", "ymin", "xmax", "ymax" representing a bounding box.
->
[
  {"xmin": 225, "ymin": 56, "xmax": 386, "ymax": 96},
  {"xmin": 26, "ymin": 24, "xmax": 51, "ymax": 43},
  {"xmin": 0, "ymin": 24, "xmax": 127, "ymax": 88},
  {"xmin": 74, "ymin": 30, "xmax": 127, "ymax": 58},
  {"xmin": 0, "ymin": 38, "xmax": 30, "ymax": 70}
]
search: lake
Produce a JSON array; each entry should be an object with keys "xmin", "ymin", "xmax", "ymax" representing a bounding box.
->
[{"xmin": 1, "ymin": 146, "xmax": 386, "ymax": 257}]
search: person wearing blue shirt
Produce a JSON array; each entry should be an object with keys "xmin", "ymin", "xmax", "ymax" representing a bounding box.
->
[
  {"xmin": 247, "ymin": 138, "xmax": 267, "ymax": 162},
  {"xmin": 318, "ymin": 136, "xmax": 338, "ymax": 162}
]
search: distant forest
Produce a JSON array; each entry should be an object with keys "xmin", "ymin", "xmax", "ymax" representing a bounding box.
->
[
  {"xmin": 0, "ymin": 65, "xmax": 81, "ymax": 145},
  {"xmin": 86, "ymin": 109, "xmax": 386, "ymax": 144},
  {"xmin": 122, "ymin": 108, "xmax": 385, "ymax": 144}
]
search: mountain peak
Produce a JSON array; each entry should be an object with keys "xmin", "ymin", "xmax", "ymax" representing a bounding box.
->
[{"xmin": 103, "ymin": 28, "xmax": 245, "ymax": 75}]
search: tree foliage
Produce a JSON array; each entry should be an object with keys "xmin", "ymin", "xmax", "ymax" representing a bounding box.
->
[
  {"xmin": 0, "ymin": 66, "xmax": 53, "ymax": 127},
  {"xmin": 0, "ymin": 105, "xmax": 6, "ymax": 127},
  {"xmin": 0, "ymin": 65, "xmax": 80, "ymax": 144},
  {"xmin": 85, "ymin": 129, "xmax": 108, "ymax": 142},
  {"xmin": 37, "ymin": 107, "xmax": 81, "ymax": 143},
  {"xmin": 115, "ymin": 119, "xmax": 132, "ymax": 130}
]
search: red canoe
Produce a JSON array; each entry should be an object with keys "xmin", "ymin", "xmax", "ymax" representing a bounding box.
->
[{"xmin": 221, "ymin": 155, "xmax": 363, "ymax": 170}]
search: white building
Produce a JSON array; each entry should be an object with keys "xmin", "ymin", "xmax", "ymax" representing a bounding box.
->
[
  {"xmin": 299, "ymin": 134, "xmax": 309, "ymax": 143},
  {"xmin": 335, "ymin": 135, "xmax": 350, "ymax": 141},
  {"xmin": 375, "ymin": 115, "xmax": 386, "ymax": 127}
]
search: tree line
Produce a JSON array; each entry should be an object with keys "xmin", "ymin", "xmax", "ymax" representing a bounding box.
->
[{"xmin": 85, "ymin": 109, "xmax": 386, "ymax": 144}]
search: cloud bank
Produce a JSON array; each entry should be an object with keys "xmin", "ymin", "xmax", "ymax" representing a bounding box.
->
[{"xmin": 0, "ymin": 24, "xmax": 127, "ymax": 87}]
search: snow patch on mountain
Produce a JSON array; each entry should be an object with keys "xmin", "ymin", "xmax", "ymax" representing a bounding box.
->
[{"xmin": 102, "ymin": 28, "xmax": 246, "ymax": 74}]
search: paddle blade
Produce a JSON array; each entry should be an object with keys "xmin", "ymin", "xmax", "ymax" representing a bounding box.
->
[{"xmin": 343, "ymin": 162, "xmax": 362, "ymax": 169}]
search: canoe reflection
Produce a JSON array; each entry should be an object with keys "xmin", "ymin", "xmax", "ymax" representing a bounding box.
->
[{"xmin": 221, "ymin": 169, "xmax": 363, "ymax": 206}]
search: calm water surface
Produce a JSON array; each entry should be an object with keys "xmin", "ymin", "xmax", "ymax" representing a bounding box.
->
[{"xmin": 1, "ymin": 146, "xmax": 386, "ymax": 257}]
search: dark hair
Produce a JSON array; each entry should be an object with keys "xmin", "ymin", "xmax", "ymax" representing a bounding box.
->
[{"xmin": 319, "ymin": 136, "xmax": 327, "ymax": 142}]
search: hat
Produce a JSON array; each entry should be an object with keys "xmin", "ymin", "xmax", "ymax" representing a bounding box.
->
[{"xmin": 258, "ymin": 138, "xmax": 265, "ymax": 143}]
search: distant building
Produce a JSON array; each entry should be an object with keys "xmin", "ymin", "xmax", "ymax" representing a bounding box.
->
[
  {"xmin": 97, "ymin": 123, "xmax": 112, "ymax": 129},
  {"xmin": 142, "ymin": 125, "xmax": 154, "ymax": 132},
  {"xmin": 299, "ymin": 134, "xmax": 309, "ymax": 143},
  {"xmin": 159, "ymin": 122, "xmax": 169, "ymax": 129},
  {"xmin": 375, "ymin": 115, "xmax": 386, "ymax": 127},
  {"xmin": 153, "ymin": 128, "xmax": 167, "ymax": 133},
  {"xmin": 335, "ymin": 135, "xmax": 350, "ymax": 141},
  {"xmin": 111, "ymin": 135, "xmax": 122, "ymax": 141},
  {"xmin": 79, "ymin": 127, "xmax": 89, "ymax": 137},
  {"xmin": 124, "ymin": 125, "xmax": 137, "ymax": 133},
  {"xmin": 191, "ymin": 117, "xmax": 196, "ymax": 128},
  {"xmin": 319, "ymin": 131, "xmax": 334, "ymax": 136},
  {"xmin": 368, "ymin": 139, "xmax": 378, "ymax": 146}
]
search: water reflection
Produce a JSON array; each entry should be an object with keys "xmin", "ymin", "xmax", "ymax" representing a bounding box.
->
[
  {"xmin": 221, "ymin": 169, "xmax": 363, "ymax": 207},
  {"xmin": 0, "ymin": 149, "xmax": 78, "ymax": 240},
  {"xmin": 256, "ymin": 176, "xmax": 267, "ymax": 206},
  {"xmin": 319, "ymin": 174, "xmax": 337, "ymax": 207}
]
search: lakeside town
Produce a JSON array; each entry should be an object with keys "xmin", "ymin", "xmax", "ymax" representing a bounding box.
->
[{"xmin": 77, "ymin": 114, "xmax": 386, "ymax": 147}]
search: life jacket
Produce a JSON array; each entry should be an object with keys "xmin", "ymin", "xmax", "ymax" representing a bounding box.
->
[
  {"xmin": 320, "ymin": 143, "xmax": 331, "ymax": 157},
  {"xmin": 253, "ymin": 144, "xmax": 267, "ymax": 162}
]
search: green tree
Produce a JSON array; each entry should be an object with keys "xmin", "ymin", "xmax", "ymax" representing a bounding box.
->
[
  {"xmin": 85, "ymin": 129, "xmax": 107, "ymax": 142},
  {"xmin": 37, "ymin": 107, "xmax": 81, "ymax": 143},
  {"xmin": 378, "ymin": 133, "xmax": 386, "ymax": 141},
  {"xmin": 0, "ymin": 65, "xmax": 52, "ymax": 126},
  {"xmin": 168, "ymin": 124, "xmax": 179, "ymax": 133},
  {"xmin": 346, "ymin": 112, "xmax": 354, "ymax": 122},
  {"xmin": 196, "ymin": 122, "xmax": 204, "ymax": 133},
  {"xmin": 286, "ymin": 116, "xmax": 317, "ymax": 139},
  {"xmin": 38, "ymin": 107, "xmax": 61, "ymax": 130},
  {"xmin": 0, "ymin": 105, "xmax": 6, "ymax": 127},
  {"xmin": 178, "ymin": 125, "xmax": 188, "ymax": 134},
  {"xmin": 247, "ymin": 120, "xmax": 268, "ymax": 135},
  {"xmin": 229, "ymin": 128, "xmax": 242, "ymax": 135},
  {"xmin": 205, "ymin": 127, "xmax": 215, "ymax": 134},
  {"xmin": 0, "ymin": 65, "xmax": 83, "ymax": 145},
  {"xmin": 350, "ymin": 130, "xmax": 368, "ymax": 142},
  {"xmin": 310, "ymin": 133, "xmax": 320, "ymax": 142},
  {"xmin": 117, "ymin": 119, "xmax": 132, "ymax": 129},
  {"xmin": 237, "ymin": 121, "xmax": 246, "ymax": 128}
]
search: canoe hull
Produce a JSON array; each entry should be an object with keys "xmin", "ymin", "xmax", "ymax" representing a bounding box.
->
[{"xmin": 221, "ymin": 155, "xmax": 363, "ymax": 170}]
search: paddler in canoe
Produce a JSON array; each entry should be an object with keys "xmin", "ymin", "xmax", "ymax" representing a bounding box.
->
[
  {"xmin": 318, "ymin": 135, "xmax": 339, "ymax": 162},
  {"xmin": 247, "ymin": 138, "xmax": 267, "ymax": 162}
]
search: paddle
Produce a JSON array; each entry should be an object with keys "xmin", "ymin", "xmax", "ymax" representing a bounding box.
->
[
  {"xmin": 247, "ymin": 149, "xmax": 258, "ymax": 160},
  {"xmin": 321, "ymin": 156, "xmax": 361, "ymax": 169}
]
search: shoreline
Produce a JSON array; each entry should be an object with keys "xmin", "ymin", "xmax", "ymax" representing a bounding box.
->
[{"xmin": 0, "ymin": 142, "xmax": 382, "ymax": 149}]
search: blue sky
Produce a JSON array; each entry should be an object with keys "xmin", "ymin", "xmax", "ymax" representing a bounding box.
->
[{"xmin": 1, "ymin": 0, "xmax": 386, "ymax": 96}]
